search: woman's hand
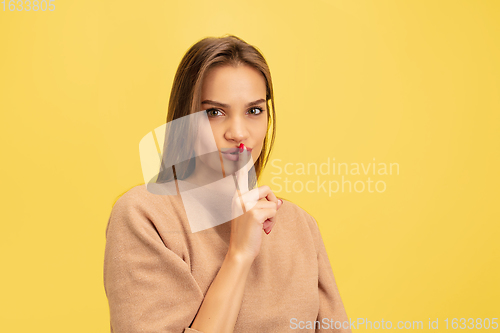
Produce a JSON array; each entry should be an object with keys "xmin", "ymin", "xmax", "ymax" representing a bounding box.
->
[{"xmin": 228, "ymin": 146, "xmax": 283, "ymax": 261}]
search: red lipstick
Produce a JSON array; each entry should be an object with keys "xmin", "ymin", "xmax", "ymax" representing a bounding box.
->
[{"xmin": 238, "ymin": 143, "xmax": 252, "ymax": 153}]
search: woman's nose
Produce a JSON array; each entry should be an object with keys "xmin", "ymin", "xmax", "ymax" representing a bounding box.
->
[{"xmin": 225, "ymin": 115, "xmax": 249, "ymax": 143}]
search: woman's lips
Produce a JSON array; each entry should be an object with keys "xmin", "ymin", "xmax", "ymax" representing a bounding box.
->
[
  {"xmin": 221, "ymin": 145, "xmax": 252, "ymax": 161},
  {"xmin": 222, "ymin": 147, "xmax": 239, "ymax": 154},
  {"xmin": 222, "ymin": 152, "xmax": 239, "ymax": 161}
]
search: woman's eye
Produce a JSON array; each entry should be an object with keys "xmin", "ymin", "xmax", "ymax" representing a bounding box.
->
[
  {"xmin": 248, "ymin": 107, "xmax": 264, "ymax": 115},
  {"xmin": 206, "ymin": 108, "xmax": 222, "ymax": 117}
]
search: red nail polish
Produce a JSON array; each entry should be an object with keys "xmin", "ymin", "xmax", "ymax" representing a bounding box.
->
[{"xmin": 239, "ymin": 143, "xmax": 245, "ymax": 153}]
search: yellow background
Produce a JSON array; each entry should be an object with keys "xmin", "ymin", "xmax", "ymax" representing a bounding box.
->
[{"xmin": 1, "ymin": 0, "xmax": 499, "ymax": 331}]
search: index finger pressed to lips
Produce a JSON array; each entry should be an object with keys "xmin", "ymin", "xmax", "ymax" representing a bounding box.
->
[{"xmin": 235, "ymin": 145, "xmax": 249, "ymax": 193}]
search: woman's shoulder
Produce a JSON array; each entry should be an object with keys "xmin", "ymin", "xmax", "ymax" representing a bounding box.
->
[
  {"xmin": 108, "ymin": 183, "xmax": 186, "ymax": 230},
  {"xmin": 105, "ymin": 184, "xmax": 192, "ymax": 244},
  {"xmin": 112, "ymin": 183, "xmax": 181, "ymax": 210},
  {"xmin": 276, "ymin": 198, "xmax": 329, "ymax": 255},
  {"xmin": 276, "ymin": 197, "xmax": 319, "ymax": 227}
]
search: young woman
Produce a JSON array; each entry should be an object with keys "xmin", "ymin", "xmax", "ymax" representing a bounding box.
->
[{"xmin": 104, "ymin": 35, "xmax": 350, "ymax": 333}]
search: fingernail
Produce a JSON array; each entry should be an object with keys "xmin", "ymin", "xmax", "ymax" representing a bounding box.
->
[{"xmin": 279, "ymin": 199, "xmax": 283, "ymax": 205}]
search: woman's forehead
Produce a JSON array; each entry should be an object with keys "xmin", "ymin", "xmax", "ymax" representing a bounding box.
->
[{"xmin": 201, "ymin": 65, "xmax": 266, "ymax": 97}]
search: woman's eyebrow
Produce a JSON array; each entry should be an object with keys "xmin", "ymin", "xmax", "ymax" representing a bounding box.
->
[{"xmin": 201, "ymin": 99, "xmax": 266, "ymax": 108}]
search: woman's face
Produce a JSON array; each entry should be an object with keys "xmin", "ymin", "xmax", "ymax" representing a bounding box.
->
[{"xmin": 193, "ymin": 64, "xmax": 268, "ymax": 181}]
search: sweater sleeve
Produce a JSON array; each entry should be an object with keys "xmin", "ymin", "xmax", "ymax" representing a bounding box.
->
[
  {"xmin": 307, "ymin": 215, "xmax": 351, "ymax": 333},
  {"xmin": 103, "ymin": 192, "xmax": 205, "ymax": 333}
]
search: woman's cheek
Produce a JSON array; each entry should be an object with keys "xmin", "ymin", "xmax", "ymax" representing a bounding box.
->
[{"xmin": 252, "ymin": 149, "xmax": 261, "ymax": 164}]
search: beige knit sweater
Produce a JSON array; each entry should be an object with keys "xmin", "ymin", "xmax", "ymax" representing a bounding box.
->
[{"xmin": 103, "ymin": 184, "xmax": 350, "ymax": 332}]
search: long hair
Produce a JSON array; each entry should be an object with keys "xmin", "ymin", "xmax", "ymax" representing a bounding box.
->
[{"xmin": 156, "ymin": 34, "xmax": 277, "ymax": 188}]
